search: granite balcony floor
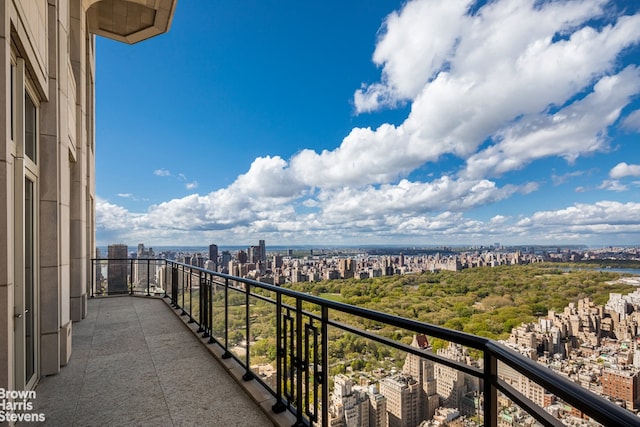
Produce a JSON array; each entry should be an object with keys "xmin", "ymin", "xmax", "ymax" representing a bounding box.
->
[{"xmin": 26, "ymin": 296, "xmax": 276, "ymax": 427}]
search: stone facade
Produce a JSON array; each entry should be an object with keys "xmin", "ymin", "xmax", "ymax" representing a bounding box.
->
[{"xmin": 0, "ymin": 0, "xmax": 175, "ymax": 393}]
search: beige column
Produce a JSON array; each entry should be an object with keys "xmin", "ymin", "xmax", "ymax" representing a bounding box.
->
[
  {"xmin": 0, "ymin": 1, "xmax": 14, "ymax": 391},
  {"xmin": 40, "ymin": 0, "xmax": 73, "ymax": 375},
  {"xmin": 69, "ymin": 0, "xmax": 88, "ymax": 321},
  {"xmin": 86, "ymin": 32, "xmax": 96, "ymax": 301},
  {"xmin": 39, "ymin": 0, "xmax": 62, "ymax": 376}
]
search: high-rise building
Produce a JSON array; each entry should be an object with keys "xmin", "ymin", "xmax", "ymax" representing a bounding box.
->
[
  {"xmin": 402, "ymin": 335, "xmax": 438, "ymax": 422},
  {"xmin": 209, "ymin": 244, "xmax": 219, "ymax": 270},
  {"xmin": 0, "ymin": 0, "xmax": 176, "ymax": 393},
  {"xmin": 379, "ymin": 374, "xmax": 421, "ymax": 427},
  {"xmin": 339, "ymin": 258, "xmax": 355, "ymax": 279},
  {"xmin": 601, "ymin": 369, "xmax": 640, "ymax": 411},
  {"xmin": 195, "ymin": 254, "xmax": 205, "ymax": 268},
  {"xmin": 259, "ymin": 239, "xmax": 266, "ymax": 262},
  {"xmin": 221, "ymin": 251, "xmax": 232, "ymax": 273},
  {"xmin": 272, "ymin": 255, "xmax": 283, "ymax": 269},
  {"xmin": 134, "ymin": 243, "xmax": 156, "ymax": 287},
  {"xmin": 368, "ymin": 386, "xmax": 388, "ymax": 427},
  {"xmin": 328, "ymin": 375, "xmax": 370, "ymax": 427},
  {"xmin": 248, "ymin": 245, "xmax": 261, "ymax": 264},
  {"xmin": 108, "ymin": 244, "xmax": 129, "ymax": 294},
  {"xmin": 434, "ymin": 343, "xmax": 480, "ymax": 411}
]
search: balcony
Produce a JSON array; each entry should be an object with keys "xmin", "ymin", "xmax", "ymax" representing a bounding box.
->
[
  {"xmin": 37, "ymin": 257, "xmax": 639, "ymax": 426},
  {"xmin": 28, "ymin": 295, "xmax": 279, "ymax": 426}
]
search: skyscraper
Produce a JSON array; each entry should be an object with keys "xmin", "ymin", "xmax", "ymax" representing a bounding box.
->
[
  {"xmin": 259, "ymin": 239, "xmax": 266, "ymax": 262},
  {"xmin": 108, "ymin": 244, "xmax": 129, "ymax": 294},
  {"xmin": 209, "ymin": 244, "xmax": 219, "ymax": 270}
]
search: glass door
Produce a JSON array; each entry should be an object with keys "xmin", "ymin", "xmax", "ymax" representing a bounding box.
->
[
  {"xmin": 13, "ymin": 58, "xmax": 39, "ymax": 390},
  {"xmin": 24, "ymin": 177, "xmax": 35, "ymax": 385}
]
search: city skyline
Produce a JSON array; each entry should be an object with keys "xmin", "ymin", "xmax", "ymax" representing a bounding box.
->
[{"xmin": 96, "ymin": 0, "xmax": 640, "ymax": 247}]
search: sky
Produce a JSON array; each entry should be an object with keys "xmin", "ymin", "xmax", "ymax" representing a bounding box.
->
[{"xmin": 95, "ymin": 0, "xmax": 640, "ymax": 248}]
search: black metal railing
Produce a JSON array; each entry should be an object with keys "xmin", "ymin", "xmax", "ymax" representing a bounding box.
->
[
  {"xmin": 91, "ymin": 258, "xmax": 167, "ymax": 297},
  {"xmin": 91, "ymin": 258, "xmax": 640, "ymax": 427}
]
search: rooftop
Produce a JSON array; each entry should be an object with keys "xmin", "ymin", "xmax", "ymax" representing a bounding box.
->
[{"xmin": 27, "ymin": 296, "xmax": 280, "ymax": 426}]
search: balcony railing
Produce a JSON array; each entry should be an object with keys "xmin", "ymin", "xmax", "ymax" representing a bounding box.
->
[{"xmin": 91, "ymin": 258, "xmax": 640, "ymax": 427}]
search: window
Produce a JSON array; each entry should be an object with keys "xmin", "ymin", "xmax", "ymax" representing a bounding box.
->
[
  {"xmin": 25, "ymin": 92, "xmax": 37, "ymax": 163},
  {"xmin": 10, "ymin": 62, "xmax": 14, "ymax": 141}
]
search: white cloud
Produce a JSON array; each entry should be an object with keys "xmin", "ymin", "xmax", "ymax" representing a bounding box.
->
[
  {"xmin": 621, "ymin": 109, "xmax": 640, "ymax": 131},
  {"xmin": 97, "ymin": 0, "xmax": 640, "ymax": 246},
  {"xmin": 463, "ymin": 67, "xmax": 640, "ymax": 178},
  {"xmin": 598, "ymin": 179, "xmax": 628, "ymax": 192},
  {"xmin": 96, "ymin": 198, "xmax": 140, "ymax": 231},
  {"xmin": 519, "ymin": 201, "xmax": 640, "ymax": 228},
  {"xmin": 610, "ymin": 162, "xmax": 640, "ymax": 178},
  {"xmin": 96, "ymin": 194, "xmax": 640, "ymax": 246},
  {"xmin": 185, "ymin": 181, "xmax": 199, "ymax": 190},
  {"xmin": 316, "ymin": 177, "xmax": 529, "ymax": 223}
]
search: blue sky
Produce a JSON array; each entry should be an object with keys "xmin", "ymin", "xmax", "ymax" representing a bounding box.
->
[{"xmin": 95, "ymin": 0, "xmax": 640, "ymax": 247}]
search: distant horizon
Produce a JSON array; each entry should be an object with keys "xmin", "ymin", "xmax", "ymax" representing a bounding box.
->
[{"xmin": 95, "ymin": 242, "xmax": 637, "ymax": 252}]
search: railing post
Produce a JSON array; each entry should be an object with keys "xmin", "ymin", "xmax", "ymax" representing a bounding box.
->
[
  {"xmin": 171, "ymin": 264, "xmax": 178, "ymax": 307},
  {"xmin": 321, "ymin": 305, "xmax": 328, "ymax": 427},
  {"xmin": 90, "ymin": 259, "xmax": 95, "ymax": 298},
  {"xmin": 129, "ymin": 259, "xmax": 134, "ymax": 295},
  {"xmin": 146, "ymin": 259, "xmax": 151, "ymax": 296},
  {"xmin": 180, "ymin": 265, "xmax": 187, "ymax": 316},
  {"xmin": 202, "ymin": 274, "xmax": 210, "ymax": 338},
  {"xmin": 243, "ymin": 282, "xmax": 254, "ymax": 381},
  {"xmin": 294, "ymin": 298, "xmax": 304, "ymax": 427},
  {"xmin": 222, "ymin": 278, "xmax": 232, "ymax": 359},
  {"xmin": 188, "ymin": 268, "xmax": 195, "ymax": 323},
  {"xmin": 208, "ymin": 275, "xmax": 215, "ymax": 344},
  {"xmin": 163, "ymin": 261, "xmax": 169, "ymax": 299},
  {"xmin": 272, "ymin": 291, "xmax": 286, "ymax": 413},
  {"xmin": 484, "ymin": 350, "xmax": 498, "ymax": 427},
  {"xmin": 197, "ymin": 271, "xmax": 205, "ymax": 333}
]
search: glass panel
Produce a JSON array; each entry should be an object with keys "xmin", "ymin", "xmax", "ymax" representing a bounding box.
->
[
  {"xmin": 25, "ymin": 178, "xmax": 35, "ymax": 383},
  {"xmin": 25, "ymin": 92, "xmax": 36, "ymax": 163},
  {"xmin": 10, "ymin": 64, "xmax": 14, "ymax": 140}
]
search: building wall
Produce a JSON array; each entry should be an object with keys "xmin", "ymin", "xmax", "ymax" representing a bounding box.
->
[{"xmin": 0, "ymin": 0, "xmax": 175, "ymax": 393}]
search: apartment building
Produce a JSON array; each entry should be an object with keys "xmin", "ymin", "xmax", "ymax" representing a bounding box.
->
[
  {"xmin": 0, "ymin": 0, "xmax": 176, "ymax": 393},
  {"xmin": 601, "ymin": 369, "xmax": 640, "ymax": 411}
]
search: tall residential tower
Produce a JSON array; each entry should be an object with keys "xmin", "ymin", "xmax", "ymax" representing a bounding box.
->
[{"xmin": 0, "ymin": 0, "xmax": 176, "ymax": 393}]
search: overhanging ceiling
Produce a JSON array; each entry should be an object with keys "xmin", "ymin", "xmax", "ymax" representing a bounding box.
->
[{"xmin": 86, "ymin": 0, "xmax": 177, "ymax": 44}]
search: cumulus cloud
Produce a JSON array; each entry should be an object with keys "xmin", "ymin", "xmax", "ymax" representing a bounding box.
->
[
  {"xmin": 97, "ymin": 0, "xmax": 640, "ymax": 246},
  {"xmin": 518, "ymin": 201, "xmax": 640, "ymax": 228},
  {"xmin": 621, "ymin": 109, "xmax": 640, "ymax": 131},
  {"xmin": 610, "ymin": 162, "xmax": 640, "ymax": 178},
  {"xmin": 96, "ymin": 198, "xmax": 140, "ymax": 231},
  {"xmin": 97, "ymin": 194, "xmax": 640, "ymax": 245},
  {"xmin": 463, "ymin": 67, "xmax": 640, "ymax": 178}
]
